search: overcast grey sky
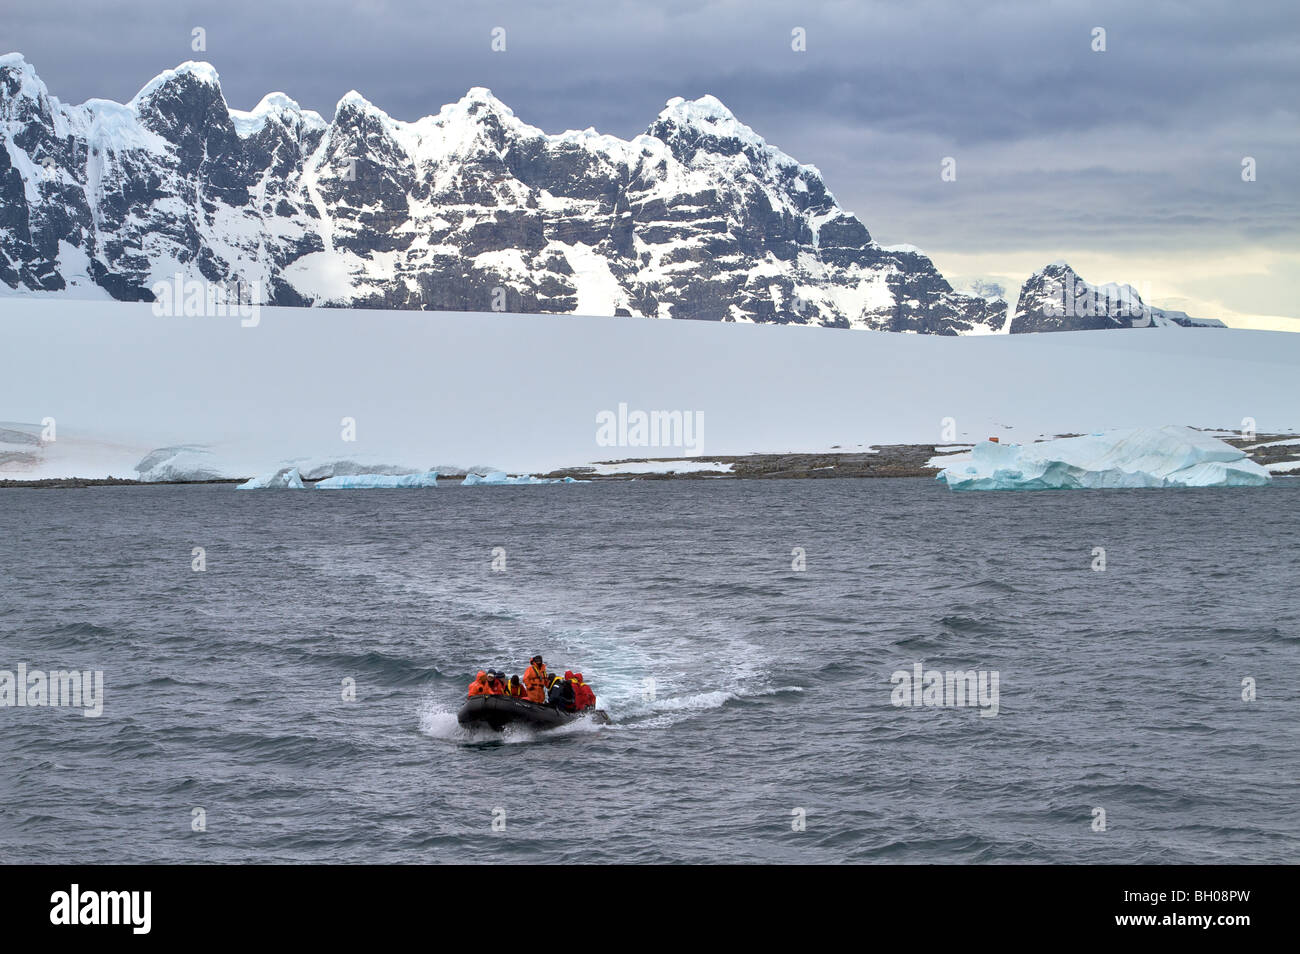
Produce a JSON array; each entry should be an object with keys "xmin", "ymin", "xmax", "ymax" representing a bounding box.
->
[{"xmin": 5, "ymin": 0, "xmax": 1297, "ymax": 327}]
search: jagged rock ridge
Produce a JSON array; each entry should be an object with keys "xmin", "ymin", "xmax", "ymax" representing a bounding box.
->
[{"xmin": 0, "ymin": 55, "xmax": 1006, "ymax": 333}]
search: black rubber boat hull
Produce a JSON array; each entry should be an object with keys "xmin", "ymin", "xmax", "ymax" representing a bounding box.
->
[{"xmin": 457, "ymin": 695, "xmax": 607, "ymax": 731}]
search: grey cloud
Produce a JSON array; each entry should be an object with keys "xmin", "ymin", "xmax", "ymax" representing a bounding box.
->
[{"xmin": 4, "ymin": 0, "xmax": 1296, "ymax": 299}]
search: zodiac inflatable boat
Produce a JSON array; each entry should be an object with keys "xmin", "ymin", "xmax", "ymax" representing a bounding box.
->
[{"xmin": 457, "ymin": 696, "xmax": 609, "ymax": 731}]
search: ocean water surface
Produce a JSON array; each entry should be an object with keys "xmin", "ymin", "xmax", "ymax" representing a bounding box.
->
[{"xmin": 2, "ymin": 478, "xmax": 1297, "ymax": 863}]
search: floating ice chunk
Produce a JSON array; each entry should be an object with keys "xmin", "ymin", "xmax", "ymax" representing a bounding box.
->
[
  {"xmin": 237, "ymin": 466, "xmax": 305, "ymax": 490},
  {"xmin": 463, "ymin": 471, "xmax": 530, "ymax": 485},
  {"xmin": 314, "ymin": 471, "xmax": 439, "ymax": 489},
  {"xmin": 458, "ymin": 471, "xmax": 585, "ymax": 485},
  {"xmin": 937, "ymin": 425, "xmax": 1270, "ymax": 490}
]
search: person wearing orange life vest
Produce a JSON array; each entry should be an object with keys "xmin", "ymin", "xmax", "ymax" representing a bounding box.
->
[
  {"xmin": 485, "ymin": 670, "xmax": 507, "ymax": 695},
  {"xmin": 522, "ymin": 655, "xmax": 549, "ymax": 703},
  {"xmin": 506, "ymin": 675, "xmax": 526, "ymax": 698},
  {"xmin": 467, "ymin": 671, "xmax": 490, "ymax": 697},
  {"xmin": 572, "ymin": 673, "xmax": 596, "ymax": 709}
]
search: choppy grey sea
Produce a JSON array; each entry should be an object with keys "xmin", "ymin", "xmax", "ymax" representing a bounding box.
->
[{"xmin": 2, "ymin": 478, "xmax": 1297, "ymax": 863}]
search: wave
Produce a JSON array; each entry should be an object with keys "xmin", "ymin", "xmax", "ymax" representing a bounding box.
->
[
  {"xmin": 604, "ymin": 683, "xmax": 805, "ymax": 730},
  {"xmin": 38, "ymin": 620, "xmax": 119, "ymax": 648},
  {"xmin": 281, "ymin": 648, "xmax": 445, "ymax": 685}
]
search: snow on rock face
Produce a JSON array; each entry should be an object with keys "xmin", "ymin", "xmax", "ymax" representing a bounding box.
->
[
  {"xmin": 937, "ymin": 426, "xmax": 1270, "ymax": 490},
  {"xmin": 0, "ymin": 55, "xmax": 1003, "ymax": 334},
  {"xmin": 1013, "ymin": 263, "xmax": 1227, "ymax": 333}
]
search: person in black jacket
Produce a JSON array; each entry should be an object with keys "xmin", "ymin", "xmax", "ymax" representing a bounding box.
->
[{"xmin": 547, "ymin": 673, "xmax": 576, "ymax": 711}]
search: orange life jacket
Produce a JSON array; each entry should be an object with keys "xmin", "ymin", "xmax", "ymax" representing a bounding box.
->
[
  {"xmin": 523, "ymin": 663, "xmax": 548, "ymax": 703},
  {"xmin": 467, "ymin": 677, "xmax": 489, "ymax": 697},
  {"xmin": 486, "ymin": 679, "xmax": 505, "ymax": 696}
]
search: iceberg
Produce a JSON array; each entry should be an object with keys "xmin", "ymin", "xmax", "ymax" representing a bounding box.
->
[
  {"xmin": 937, "ymin": 426, "xmax": 1271, "ymax": 490},
  {"xmin": 461, "ymin": 470, "xmax": 509, "ymax": 485},
  {"xmin": 289, "ymin": 458, "xmax": 427, "ymax": 481},
  {"xmin": 314, "ymin": 471, "xmax": 439, "ymax": 489},
  {"xmin": 236, "ymin": 466, "xmax": 305, "ymax": 490},
  {"xmin": 459, "ymin": 472, "xmax": 584, "ymax": 485}
]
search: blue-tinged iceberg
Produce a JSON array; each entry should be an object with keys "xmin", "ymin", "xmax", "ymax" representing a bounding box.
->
[
  {"xmin": 460, "ymin": 472, "xmax": 582, "ymax": 485},
  {"xmin": 237, "ymin": 466, "xmax": 305, "ymax": 489},
  {"xmin": 461, "ymin": 471, "xmax": 509, "ymax": 485},
  {"xmin": 937, "ymin": 426, "xmax": 1270, "ymax": 490},
  {"xmin": 314, "ymin": 471, "xmax": 439, "ymax": 489}
]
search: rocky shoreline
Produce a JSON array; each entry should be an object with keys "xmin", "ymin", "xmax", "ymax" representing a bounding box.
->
[
  {"xmin": 3, "ymin": 432, "xmax": 1296, "ymax": 488},
  {"xmin": 542, "ymin": 445, "xmax": 947, "ymax": 481},
  {"xmin": 0, "ymin": 476, "xmax": 242, "ymax": 490}
]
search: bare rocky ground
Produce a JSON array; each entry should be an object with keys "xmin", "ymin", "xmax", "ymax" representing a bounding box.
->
[
  {"xmin": 1221, "ymin": 434, "xmax": 1300, "ymax": 472},
  {"xmin": 2, "ymin": 433, "xmax": 1296, "ymax": 487},
  {"xmin": 541, "ymin": 445, "xmax": 948, "ymax": 481},
  {"xmin": 0, "ymin": 476, "xmax": 240, "ymax": 489}
]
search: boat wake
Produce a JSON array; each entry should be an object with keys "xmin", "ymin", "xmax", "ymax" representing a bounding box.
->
[
  {"xmin": 368, "ymin": 555, "xmax": 802, "ymax": 743},
  {"xmin": 418, "ymin": 682, "xmax": 805, "ymax": 744},
  {"xmin": 609, "ymin": 684, "xmax": 805, "ymax": 730}
]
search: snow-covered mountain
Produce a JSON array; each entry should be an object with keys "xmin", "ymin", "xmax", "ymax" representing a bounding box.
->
[
  {"xmin": 1012, "ymin": 262, "xmax": 1226, "ymax": 332},
  {"xmin": 0, "ymin": 54, "xmax": 1009, "ymax": 332}
]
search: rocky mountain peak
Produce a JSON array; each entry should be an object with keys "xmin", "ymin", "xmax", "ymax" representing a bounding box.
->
[
  {"xmin": 0, "ymin": 55, "xmax": 1018, "ymax": 333},
  {"xmin": 1013, "ymin": 262, "xmax": 1224, "ymax": 331}
]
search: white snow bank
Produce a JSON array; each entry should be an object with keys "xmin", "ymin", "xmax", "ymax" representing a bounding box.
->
[
  {"xmin": 926, "ymin": 444, "xmax": 975, "ymax": 468},
  {"xmin": 308, "ymin": 470, "xmax": 582, "ymax": 487},
  {"xmin": 135, "ymin": 445, "xmax": 241, "ymax": 482},
  {"xmin": 3, "ymin": 300, "xmax": 1299, "ymax": 480},
  {"xmin": 237, "ymin": 467, "xmax": 304, "ymax": 490},
  {"xmin": 938, "ymin": 426, "xmax": 1270, "ymax": 490},
  {"xmin": 587, "ymin": 460, "xmax": 735, "ymax": 475}
]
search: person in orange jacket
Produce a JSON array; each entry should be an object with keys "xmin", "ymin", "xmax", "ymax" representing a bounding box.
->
[
  {"xmin": 467, "ymin": 671, "xmax": 489, "ymax": 696},
  {"xmin": 485, "ymin": 670, "xmax": 507, "ymax": 695},
  {"xmin": 572, "ymin": 673, "xmax": 596, "ymax": 709},
  {"xmin": 522, "ymin": 655, "xmax": 548, "ymax": 703},
  {"xmin": 507, "ymin": 675, "xmax": 526, "ymax": 698}
]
